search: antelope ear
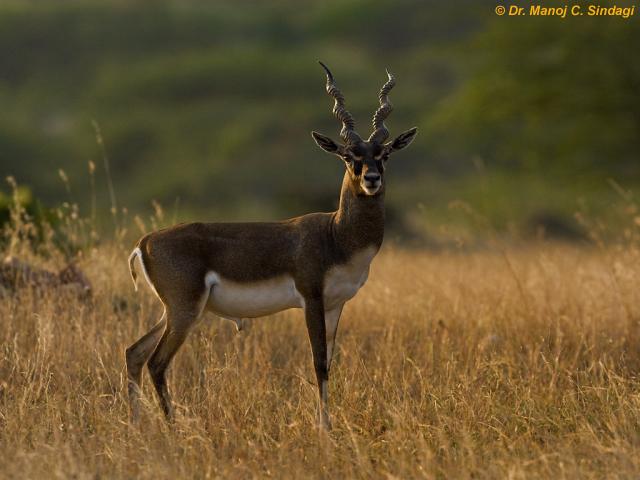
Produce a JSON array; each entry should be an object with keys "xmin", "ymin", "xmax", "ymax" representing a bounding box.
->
[
  {"xmin": 311, "ymin": 131, "xmax": 341, "ymax": 154},
  {"xmin": 388, "ymin": 127, "xmax": 418, "ymax": 152}
]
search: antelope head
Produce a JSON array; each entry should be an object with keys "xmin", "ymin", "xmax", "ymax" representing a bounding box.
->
[{"xmin": 312, "ymin": 61, "xmax": 418, "ymax": 196}]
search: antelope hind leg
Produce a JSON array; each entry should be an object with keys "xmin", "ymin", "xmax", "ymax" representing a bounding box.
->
[{"xmin": 125, "ymin": 313, "xmax": 167, "ymax": 423}]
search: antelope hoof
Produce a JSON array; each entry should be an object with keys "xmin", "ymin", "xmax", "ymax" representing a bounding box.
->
[
  {"xmin": 127, "ymin": 383, "xmax": 142, "ymax": 424},
  {"xmin": 129, "ymin": 409, "xmax": 140, "ymax": 425},
  {"xmin": 319, "ymin": 411, "xmax": 332, "ymax": 431}
]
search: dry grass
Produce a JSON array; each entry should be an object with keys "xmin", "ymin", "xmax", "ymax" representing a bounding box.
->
[{"xmin": 2, "ymin": 241, "xmax": 640, "ymax": 479}]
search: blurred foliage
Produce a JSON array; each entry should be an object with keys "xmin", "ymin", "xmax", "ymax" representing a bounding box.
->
[
  {"xmin": 429, "ymin": 13, "xmax": 640, "ymax": 176},
  {"xmin": 0, "ymin": 0, "xmax": 638, "ymax": 240},
  {"xmin": 0, "ymin": 185, "xmax": 33, "ymax": 226},
  {"xmin": 0, "ymin": 181, "xmax": 64, "ymax": 256}
]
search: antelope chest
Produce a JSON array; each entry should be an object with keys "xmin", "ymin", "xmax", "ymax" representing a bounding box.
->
[{"xmin": 323, "ymin": 246, "xmax": 377, "ymax": 309}]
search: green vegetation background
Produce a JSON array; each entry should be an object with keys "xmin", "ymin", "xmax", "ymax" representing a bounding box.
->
[{"xmin": 1, "ymin": 0, "xmax": 638, "ymax": 242}]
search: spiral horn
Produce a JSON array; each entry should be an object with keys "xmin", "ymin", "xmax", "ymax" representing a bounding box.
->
[
  {"xmin": 318, "ymin": 61, "xmax": 362, "ymax": 145},
  {"xmin": 368, "ymin": 69, "xmax": 395, "ymax": 143}
]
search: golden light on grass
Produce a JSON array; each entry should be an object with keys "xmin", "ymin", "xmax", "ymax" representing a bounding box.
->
[{"xmin": 1, "ymin": 240, "xmax": 640, "ymax": 478}]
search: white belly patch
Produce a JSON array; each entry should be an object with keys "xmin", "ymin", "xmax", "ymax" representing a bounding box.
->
[
  {"xmin": 323, "ymin": 246, "xmax": 377, "ymax": 309},
  {"xmin": 205, "ymin": 272, "xmax": 304, "ymax": 319}
]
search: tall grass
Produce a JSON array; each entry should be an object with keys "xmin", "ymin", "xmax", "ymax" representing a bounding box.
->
[{"xmin": 1, "ymin": 184, "xmax": 640, "ymax": 478}]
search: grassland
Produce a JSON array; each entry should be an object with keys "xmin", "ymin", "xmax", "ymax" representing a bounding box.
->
[{"xmin": 1, "ymin": 237, "xmax": 640, "ymax": 479}]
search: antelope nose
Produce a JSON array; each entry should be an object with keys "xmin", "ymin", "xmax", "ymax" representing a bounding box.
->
[{"xmin": 364, "ymin": 173, "xmax": 381, "ymax": 184}]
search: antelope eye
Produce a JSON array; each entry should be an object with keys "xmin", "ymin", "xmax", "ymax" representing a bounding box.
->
[{"xmin": 344, "ymin": 152, "xmax": 364, "ymax": 165}]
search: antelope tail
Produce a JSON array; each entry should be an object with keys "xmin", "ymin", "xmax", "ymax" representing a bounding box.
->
[{"xmin": 128, "ymin": 247, "xmax": 141, "ymax": 292}]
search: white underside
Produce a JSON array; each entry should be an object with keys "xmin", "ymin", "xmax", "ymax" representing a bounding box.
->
[
  {"xmin": 204, "ymin": 272, "xmax": 304, "ymax": 319},
  {"xmin": 202, "ymin": 246, "xmax": 377, "ymax": 320}
]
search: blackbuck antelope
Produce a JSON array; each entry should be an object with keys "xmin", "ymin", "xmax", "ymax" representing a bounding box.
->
[{"xmin": 126, "ymin": 62, "xmax": 417, "ymax": 429}]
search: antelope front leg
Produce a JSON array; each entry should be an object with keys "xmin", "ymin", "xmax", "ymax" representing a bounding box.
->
[
  {"xmin": 303, "ymin": 295, "xmax": 331, "ymax": 430},
  {"xmin": 325, "ymin": 304, "xmax": 344, "ymax": 372}
]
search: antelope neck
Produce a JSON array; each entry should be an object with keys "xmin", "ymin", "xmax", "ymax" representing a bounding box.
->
[{"xmin": 331, "ymin": 170, "xmax": 385, "ymax": 254}]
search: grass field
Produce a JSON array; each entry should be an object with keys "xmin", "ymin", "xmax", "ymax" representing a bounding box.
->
[{"xmin": 1, "ymin": 240, "xmax": 640, "ymax": 478}]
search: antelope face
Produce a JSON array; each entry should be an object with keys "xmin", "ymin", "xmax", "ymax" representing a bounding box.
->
[
  {"xmin": 311, "ymin": 62, "xmax": 418, "ymax": 196},
  {"xmin": 347, "ymin": 142, "xmax": 385, "ymax": 196},
  {"xmin": 311, "ymin": 129, "xmax": 418, "ymax": 197}
]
